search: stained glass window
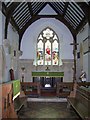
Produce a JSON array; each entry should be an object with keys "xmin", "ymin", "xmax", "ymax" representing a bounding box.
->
[
  {"xmin": 52, "ymin": 40, "xmax": 59, "ymax": 65},
  {"xmin": 45, "ymin": 40, "xmax": 51, "ymax": 65},
  {"xmin": 37, "ymin": 27, "xmax": 59, "ymax": 66},
  {"xmin": 37, "ymin": 40, "xmax": 44, "ymax": 65}
]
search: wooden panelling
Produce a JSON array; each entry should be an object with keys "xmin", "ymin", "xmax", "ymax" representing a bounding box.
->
[
  {"xmin": 67, "ymin": 83, "xmax": 90, "ymax": 120},
  {"xmin": 56, "ymin": 82, "xmax": 74, "ymax": 97},
  {"xmin": 21, "ymin": 82, "xmax": 41, "ymax": 96},
  {"xmin": 1, "ymin": 83, "xmax": 18, "ymax": 118}
]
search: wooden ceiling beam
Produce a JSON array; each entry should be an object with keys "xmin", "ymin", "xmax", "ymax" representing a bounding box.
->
[
  {"xmin": 3, "ymin": 2, "xmax": 88, "ymax": 48},
  {"xmin": 77, "ymin": 2, "xmax": 89, "ymax": 23},
  {"xmin": 5, "ymin": 2, "xmax": 20, "ymax": 38},
  {"xmin": 19, "ymin": 15, "xmax": 40, "ymax": 36},
  {"xmin": 2, "ymin": 2, "xmax": 6, "ymax": 15},
  {"xmin": 48, "ymin": 2, "xmax": 60, "ymax": 14},
  {"xmin": 13, "ymin": 3, "xmax": 27, "ymax": 18},
  {"xmin": 76, "ymin": 16, "xmax": 87, "ymax": 33},
  {"xmin": 19, "ymin": 14, "xmax": 77, "ymax": 49},
  {"xmin": 76, "ymin": 2, "xmax": 89, "ymax": 31},
  {"xmin": 62, "ymin": 2, "xmax": 69, "ymax": 17},
  {"xmin": 34, "ymin": 2, "xmax": 47, "ymax": 15},
  {"xmin": 39, "ymin": 15, "xmax": 76, "ymax": 35},
  {"xmin": 18, "ymin": 16, "xmax": 40, "ymax": 50},
  {"xmin": 19, "ymin": 15, "xmax": 76, "ymax": 35},
  {"xmin": 48, "ymin": 2, "xmax": 74, "ymax": 32},
  {"xmin": 28, "ymin": 2, "xmax": 33, "ymax": 16},
  {"xmin": 6, "ymin": 2, "xmax": 20, "ymax": 16},
  {"xmin": 10, "ymin": 16, "xmax": 20, "ymax": 34}
]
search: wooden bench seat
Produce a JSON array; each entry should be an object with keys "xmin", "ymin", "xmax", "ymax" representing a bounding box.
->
[
  {"xmin": 14, "ymin": 91, "xmax": 27, "ymax": 113},
  {"xmin": 68, "ymin": 97, "xmax": 89, "ymax": 120},
  {"xmin": 67, "ymin": 84, "xmax": 90, "ymax": 120},
  {"xmin": 14, "ymin": 97, "xmax": 26, "ymax": 113}
]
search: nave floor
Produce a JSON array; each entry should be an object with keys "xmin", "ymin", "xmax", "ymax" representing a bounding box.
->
[{"xmin": 18, "ymin": 97, "xmax": 82, "ymax": 120}]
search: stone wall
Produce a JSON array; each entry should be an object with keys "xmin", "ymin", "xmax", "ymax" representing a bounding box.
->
[
  {"xmin": 19, "ymin": 59, "xmax": 73, "ymax": 82},
  {"xmin": 0, "ymin": 12, "xmax": 19, "ymax": 83}
]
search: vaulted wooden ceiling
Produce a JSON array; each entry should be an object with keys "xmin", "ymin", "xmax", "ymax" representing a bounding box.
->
[{"xmin": 2, "ymin": 1, "xmax": 90, "ymax": 49}]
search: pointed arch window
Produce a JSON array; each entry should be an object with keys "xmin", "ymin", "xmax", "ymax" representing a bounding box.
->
[{"xmin": 37, "ymin": 27, "xmax": 59, "ymax": 66}]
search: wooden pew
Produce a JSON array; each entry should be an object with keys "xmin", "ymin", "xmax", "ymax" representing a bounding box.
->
[
  {"xmin": 21, "ymin": 82, "xmax": 41, "ymax": 97},
  {"xmin": 14, "ymin": 94, "xmax": 27, "ymax": 114},
  {"xmin": 77, "ymin": 82, "xmax": 90, "ymax": 87},
  {"xmin": 56, "ymin": 82, "xmax": 74, "ymax": 97},
  {"xmin": 1, "ymin": 83, "xmax": 18, "ymax": 119},
  {"xmin": 67, "ymin": 83, "xmax": 90, "ymax": 120}
]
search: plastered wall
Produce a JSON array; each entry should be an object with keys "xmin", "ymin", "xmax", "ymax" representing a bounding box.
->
[
  {"xmin": 77, "ymin": 23, "xmax": 90, "ymax": 82},
  {"xmin": 20, "ymin": 18, "xmax": 74, "ymax": 60}
]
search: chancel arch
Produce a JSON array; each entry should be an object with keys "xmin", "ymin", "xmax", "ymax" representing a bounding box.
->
[{"xmin": 20, "ymin": 18, "xmax": 74, "ymax": 61}]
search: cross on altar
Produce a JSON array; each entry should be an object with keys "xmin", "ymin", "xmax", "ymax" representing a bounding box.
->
[{"xmin": 70, "ymin": 42, "xmax": 79, "ymax": 82}]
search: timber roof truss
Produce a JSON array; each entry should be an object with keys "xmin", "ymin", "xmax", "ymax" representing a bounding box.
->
[{"xmin": 2, "ymin": 1, "xmax": 90, "ymax": 47}]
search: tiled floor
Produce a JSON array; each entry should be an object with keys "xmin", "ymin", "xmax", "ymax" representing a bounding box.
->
[{"xmin": 18, "ymin": 100, "xmax": 81, "ymax": 120}]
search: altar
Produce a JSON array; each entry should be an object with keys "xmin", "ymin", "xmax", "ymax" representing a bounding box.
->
[{"xmin": 32, "ymin": 71, "xmax": 64, "ymax": 88}]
